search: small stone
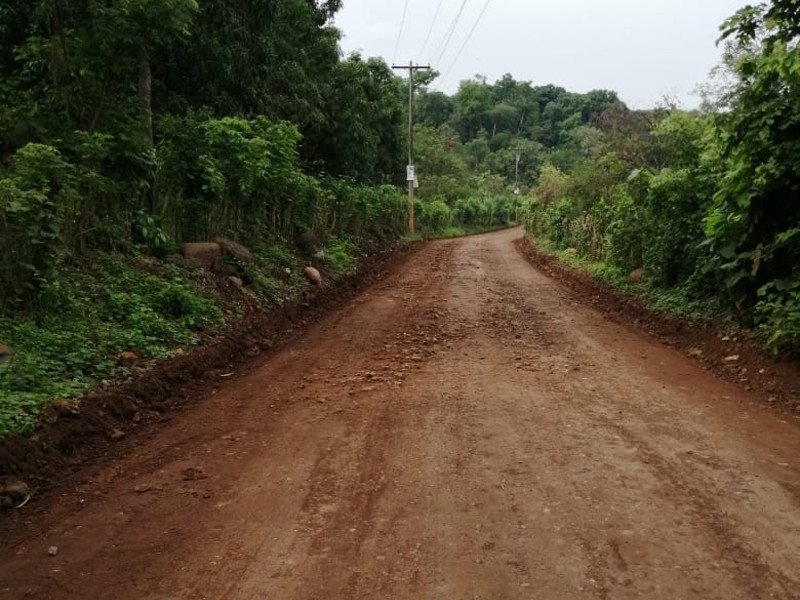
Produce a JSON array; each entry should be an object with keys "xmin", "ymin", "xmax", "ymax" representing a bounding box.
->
[
  {"xmin": 688, "ymin": 348, "xmax": 703, "ymax": 358},
  {"xmin": 724, "ymin": 355, "xmax": 740, "ymax": 363},
  {"xmin": 628, "ymin": 268, "xmax": 644, "ymax": 283},
  {"xmin": 51, "ymin": 398, "xmax": 80, "ymax": 415},
  {"xmin": 228, "ymin": 276, "xmax": 244, "ymax": 289},
  {"xmin": 182, "ymin": 467, "xmax": 208, "ymax": 482},
  {"xmin": 48, "ymin": 546, "xmax": 58, "ymax": 557},
  {"xmin": 120, "ymin": 351, "xmax": 140, "ymax": 368},
  {"xmin": 0, "ymin": 479, "xmax": 31, "ymax": 505},
  {"xmin": 109, "ymin": 428, "xmax": 126, "ymax": 440},
  {"xmin": 134, "ymin": 484, "xmax": 153, "ymax": 494},
  {"xmin": 304, "ymin": 266, "xmax": 322, "ymax": 286}
]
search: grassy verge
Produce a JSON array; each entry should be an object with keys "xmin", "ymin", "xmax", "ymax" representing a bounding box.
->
[
  {"xmin": 0, "ymin": 236, "xmax": 369, "ymax": 437},
  {"xmin": 530, "ymin": 236, "xmax": 723, "ymax": 321}
]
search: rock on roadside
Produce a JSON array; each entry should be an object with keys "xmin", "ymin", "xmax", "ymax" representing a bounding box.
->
[
  {"xmin": 120, "ymin": 351, "xmax": 140, "ymax": 368},
  {"xmin": 0, "ymin": 478, "xmax": 31, "ymax": 509},
  {"xmin": 304, "ymin": 266, "xmax": 322, "ymax": 286},
  {"xmin": 181, "ymin": 242, "xmax": 222, "ymax": 270},
  {"xmin": 213, "ymin": 237, "xmax": 254, "ymax": 263}
]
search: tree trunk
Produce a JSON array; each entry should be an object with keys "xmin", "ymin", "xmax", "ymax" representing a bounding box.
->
[
  {"xmin": 138, "ymin": 42, "xmax": 156, "ymax": 213},
  {"xmin": 50, "ymin": 1, "xmax": 69, "ymax": 83},
  {"xmin": 138, "ymin": 43, "xmax": 154, "ymax": 148}
]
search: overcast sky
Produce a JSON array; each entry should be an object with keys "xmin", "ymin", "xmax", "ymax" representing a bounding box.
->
[{"xmin": 333, "ymin": 0, "xmax": 748, "ymax": 109}]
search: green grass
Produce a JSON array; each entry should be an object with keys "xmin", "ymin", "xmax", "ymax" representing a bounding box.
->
[
  {"xmin": 534, "ymin": 237, "xmax": 719, "ymax": 321},
  {"xmin": 402, "ymin": 231, "xmax": 425, "ymax": 243},
  {"xmin": 322, "ymin": 237, "xmax": 358, "ymax": 277},
  {"xmin": 0, "ymin": 256, "xmax": 225, "ymax": 435}
]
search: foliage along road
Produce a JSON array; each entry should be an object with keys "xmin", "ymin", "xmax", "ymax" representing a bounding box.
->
[{"xmin": 1, "ymin": 228, "xmax": 799, "ymax": 599}]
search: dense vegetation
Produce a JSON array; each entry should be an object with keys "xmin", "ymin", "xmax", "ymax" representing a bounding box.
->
[
  {"xmin": 410, "ymin": 78, "xmax": 618, "ymax": 235},
  {"xmin": 410, "ymin": 1, "xmax": 799, "ymax": 356},
  {"xmin": 1, "ymin": 0, "xmax": 798, "ymax": 434},
  {"xmin": 0, "ymin": 0, "xmax": 517, "ymax": 434}
]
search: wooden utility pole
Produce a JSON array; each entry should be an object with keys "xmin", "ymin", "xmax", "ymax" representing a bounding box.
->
[
  {"xmin": 392, "ymin": 61, "xmax": 431, "ymax": 233},
  {"xmin": 513, "ymin": 148, "xmax": 522, "ymax": 223}
]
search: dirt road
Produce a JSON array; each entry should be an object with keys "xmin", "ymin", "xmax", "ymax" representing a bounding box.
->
[{"xmin": 2, "ymin": 228, "xmax": 799, "ymax": 599}]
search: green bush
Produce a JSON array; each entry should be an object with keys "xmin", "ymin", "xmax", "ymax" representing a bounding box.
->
[
  {"xmin": 0, "ymin": 145, "xmax": 70, "ymax": 308},
  {"xmin": 418, "ymin": 198, "xmax": 454, "ymax": 232},
  {"xmin": 156, "ymin": 113, "xmax": 317, "ymax": 243},
  {"xmin": 0, "ymin": 258, "xmax": 224, "ymax": 434},
  {"xmin": 323, "ymin": 237, "xmax": 358, "ymax": 277},
  {"xmin": 756, "ymin": 278, "xmax": 800, "ymax": 355}
]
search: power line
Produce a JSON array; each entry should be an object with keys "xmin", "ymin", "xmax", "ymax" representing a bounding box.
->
[
  {"xmin": 431, "ymin": 0, "xmax": 469, "ymax": 66},
  {"xmin": 419, "ymin": 0, "xmax": 445, "ymax": 58},
  {"xmin": 392, "ymin": 0, "xmax": 411, "ymax": 63},
  {"xmin": 432, "ymin": 0, "xmax": 468, "ymax": 65},
  {"xmin": 442, "ymin": 0, "xmax": 491, "ymax": 81}
]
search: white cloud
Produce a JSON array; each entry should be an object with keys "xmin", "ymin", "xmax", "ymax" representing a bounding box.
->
[{"xmin": 334, "ymin": 0, "xmax": 748, "ymax": 108}]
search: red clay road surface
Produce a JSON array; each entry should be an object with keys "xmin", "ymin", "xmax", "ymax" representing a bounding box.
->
[{"xmin": 2, "ymin": 227, "xmax": 799, "ymax": 599}]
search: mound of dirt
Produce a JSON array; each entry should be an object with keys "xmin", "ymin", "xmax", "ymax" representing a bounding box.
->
[{"xmin": 515, "ymin": 237, "xmax": 800, "ymax": 413}]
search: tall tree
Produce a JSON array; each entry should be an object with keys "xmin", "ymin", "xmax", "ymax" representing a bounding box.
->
[{"xmin": 708, "ymin": 0, "xmax": 800, "ymax": 298}]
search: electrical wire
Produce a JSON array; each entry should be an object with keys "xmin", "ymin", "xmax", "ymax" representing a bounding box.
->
[
  {"xmin": 419, "ymin": 0, "xmax": 445, "ymax": 58},
  {"xmin": 431, "ymin": 0, "xmax": 469, "ymax": 66},
  {"xmin": 442, "ymin": 0, "xmax": 491, "ymax": 81},
  {"xmin": 392, "ymin": 0, "xmax": 411, "ymax": 63}
]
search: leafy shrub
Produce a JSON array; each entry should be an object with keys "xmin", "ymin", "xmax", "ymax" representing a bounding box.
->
[
  {"xmin": 756, "ymin": 278, "xmax": 800, "ymax": 355},
  {"xmin": 133, "ymin": 211, "xmax": 171, "ymax": 255},
  {"xmin": 641, "ymin": 168, "xmax": 712, "ymax": 286},
  {"xmin": 323, "ymin": 237, "xmax": 357, "ymax": 277},
  {"xmin": 0, "ymin": 145, "xmax": 70, "ymax": 308},
  {"xmin": 0, "ymin": 257, "xmax": 225, "ymax": 434},
  {"xmin": 418, "ymin": 198, "xmax": 454, "ymax": 232},
  {"xmin": 156, "ymin": 113, "xmax": 316, "ymax": 243}
]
